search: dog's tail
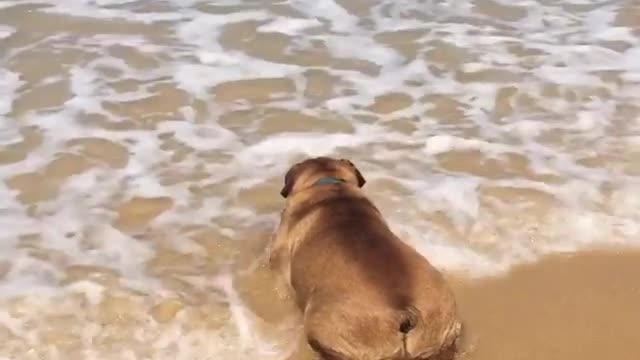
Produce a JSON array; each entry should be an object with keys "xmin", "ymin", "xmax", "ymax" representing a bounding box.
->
[
  {"xmin": 398, "ymin": 306, "xmax": 419, "ymax": 334},
  {"xmin": 398, "ymin": 306, "xmax": 420, "ymax": 357},
  {"xmin": 397, "ymin": 306, "xmax": 462, "ymax": 359}
]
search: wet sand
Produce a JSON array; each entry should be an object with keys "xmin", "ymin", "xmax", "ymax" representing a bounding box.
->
[{"xmin": 451, "ymin": 249, "xmax": 640, "ymax": 360}]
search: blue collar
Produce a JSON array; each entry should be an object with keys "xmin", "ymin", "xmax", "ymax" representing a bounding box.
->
[{"xmin": 313, "ymin": 177, "xmax": 346, "ymax": 186}]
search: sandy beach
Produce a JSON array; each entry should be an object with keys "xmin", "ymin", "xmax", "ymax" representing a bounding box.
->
[
  {"xmin": 1, "ymin": 1, "xmax": 639, "ymax": 359},
  {"xmin": 453, "ymin": 249, "xmax": 640, "ymax": 360}
]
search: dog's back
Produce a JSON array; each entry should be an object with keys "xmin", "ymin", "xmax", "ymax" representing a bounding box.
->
[{"xmin": 286, "ymin": 186, "xmax": 461, "ymax": 360}]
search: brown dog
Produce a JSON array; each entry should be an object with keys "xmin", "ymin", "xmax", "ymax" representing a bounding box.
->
[{"xmin": 270, "ymin": 157, "xmax": 462, "ymax": 360}]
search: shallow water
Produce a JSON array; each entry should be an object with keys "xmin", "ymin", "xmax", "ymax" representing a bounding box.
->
[{"xmin": 0, "ymin": 0, "xmax": 639, "ymax": 359}]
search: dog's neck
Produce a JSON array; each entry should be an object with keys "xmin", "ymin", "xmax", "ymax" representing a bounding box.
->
[{"xmin": 313, "ymin": 177, "xmax": 346, "ymax": 187}]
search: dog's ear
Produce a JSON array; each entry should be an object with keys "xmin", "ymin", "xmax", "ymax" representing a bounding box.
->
[
  {"xmin": 341, "ymin": 159, "xmax": 366, "ymax": 187},
  {"xmin": 280, "ymin": 164, "xmax": 301, "ymax": 198}
]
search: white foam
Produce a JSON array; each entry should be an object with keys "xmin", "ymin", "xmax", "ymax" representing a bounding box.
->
[
  {"xmin": 257, "ymin": 17, "xmax": 322, "ymax": 35},
  {"xmin": 173, "ymin": 59, "xmax": 298, "ymax": 99},
  {"xmin": 66, "ymin": 66, "xmax": 104, "ymax": 113},
  {"xmin": 175, "ymin": 11, "xmax": 271, "ymax": 49},
  {"xmin": 0, "ymin": 256, "xmax": 62, "ymax": 299},
  {"xmin": 0, "ymin": 25, "xmax": 14, "ymax": 39},
  {"xmin": 535, "ymin": 65, "xmax": 603, "ymax": 86},
  {"xmin": 406, "ymin": 175, "xmax": 481, "ymax": 233},
  {"xmin": 213, "ymin": 273, "xmax": 256, "ymax": 350},
  {"xmin": 424, "ymin": 135, "xmax": 514, "ymax": 156},
  {"xmin": 0, "ymin": 1, "xmax": 20, "ymax": 9},
  {"xmin": 40, "ymin": 0, "xmax": 189, "ymax": 23},
  {"xmin": 623, "ymin": 47, "xmax": 640, "ymax": 71},
  {"xmin": 0, "ymin": 70, "xmax": 23, "ymax": 117},
  {"xmin": 0, "ymin": 310, "xmax": 24, "ymax": 337},
  {"xmin": 323, "ymin": 34, "xmax": 406, "ymax": 67},
  {"xmin": 238, "ymin": 130, "xmax": 379, "ymax": 164},
  {"xmin": 66, "ymin": 280, "xmax": 105, "ymax": 306},
  {"xmin": 157, "ymin": 120, "xmax": 241, "ymax": 152},
  {"xmin": 289, "ymin": 0, "xmax": 359, "ymax": 33}
]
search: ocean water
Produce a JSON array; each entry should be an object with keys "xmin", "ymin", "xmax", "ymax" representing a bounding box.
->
[{"xmin": 0, "ymin": 0, "xmax": 639, "ymax": 359}]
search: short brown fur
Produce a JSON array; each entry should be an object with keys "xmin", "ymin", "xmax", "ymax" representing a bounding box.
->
[{"xmin": 270, "ymin": 157, "xmax": 462, "ymax": 360}]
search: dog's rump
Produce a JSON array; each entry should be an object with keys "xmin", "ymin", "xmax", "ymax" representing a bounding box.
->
[{"xmin": 304, "ymin": 297, "xmax": 421, "ymax": 360}]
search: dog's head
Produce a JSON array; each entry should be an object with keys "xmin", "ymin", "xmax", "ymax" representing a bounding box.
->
[{"xmin": 280, "ymin": 157, "xmax": 366, "ymax": 198}]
